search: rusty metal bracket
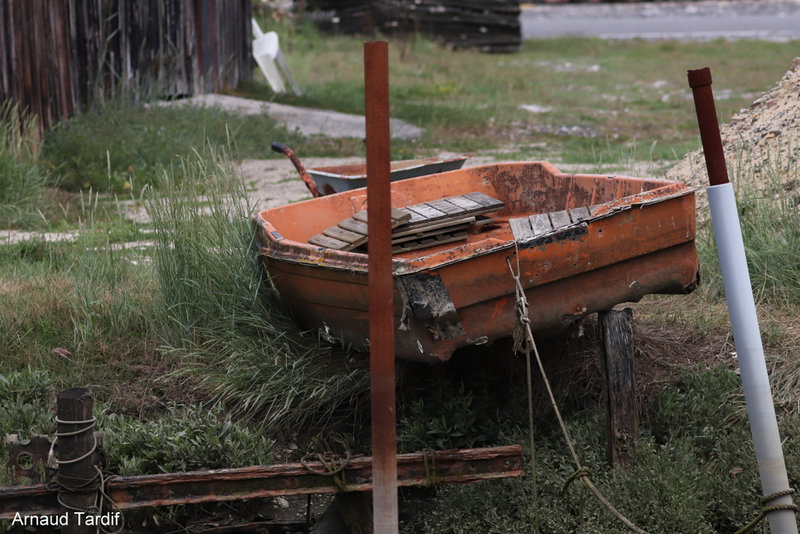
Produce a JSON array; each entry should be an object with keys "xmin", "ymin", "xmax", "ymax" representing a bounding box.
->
[{"xmin": 4, "ymin": 434, "xmax": 54, "ymax": 484}]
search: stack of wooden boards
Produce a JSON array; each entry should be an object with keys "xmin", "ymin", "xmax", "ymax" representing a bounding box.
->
[
  {"xmin": 306, "ymin": 1, "xmax": 521, "ymax": 53},
  {"xmin": 308, "ymin": 192, "xmax": 505, "ymax": 253}
]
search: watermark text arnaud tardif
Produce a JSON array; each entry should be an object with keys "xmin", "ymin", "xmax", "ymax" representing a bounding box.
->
[{"xmin": 11, "ymin": 511, "xmax": 122, "ymax": 528}]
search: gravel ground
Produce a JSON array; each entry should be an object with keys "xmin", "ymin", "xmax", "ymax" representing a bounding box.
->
[{"xmin": 667, "ymin": 57, "xmax": 800, "ymax": 216}]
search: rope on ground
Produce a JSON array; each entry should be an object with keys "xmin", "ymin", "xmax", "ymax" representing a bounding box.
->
[
  {"xmin": 506, "ymin": 255, "xmax": 649, "ymax": 534},
  {"xmin": 734, "ymin": 488, "xmax": 799, "ymax": 534}
]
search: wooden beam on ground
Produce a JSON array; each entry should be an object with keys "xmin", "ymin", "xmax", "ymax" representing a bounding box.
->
[
  {"xmin": 0, "ymin": 445, "xmax": 524, "ymax": 519},
  {"xmin": 599, "ymin": 308, "xmax": 639, "ymax": 467}
]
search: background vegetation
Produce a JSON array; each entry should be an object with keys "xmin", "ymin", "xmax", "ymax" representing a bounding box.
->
[{"xmin": 1, "ymin": 20, "xmax": 799, "ymax": 533}]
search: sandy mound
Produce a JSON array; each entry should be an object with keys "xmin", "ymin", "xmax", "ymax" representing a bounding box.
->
[{"xmin": 667, "ymin": 57, "xmax": 800, "ymax": 215}]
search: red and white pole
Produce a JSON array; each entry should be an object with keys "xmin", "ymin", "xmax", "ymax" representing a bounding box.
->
[
  {"xmin": 688, "ymin": 67, "xmax": 797, "ymax": 534},
  {"xmin": 365, "ymin": 40, "xmax": 399, "ymax": 534}
]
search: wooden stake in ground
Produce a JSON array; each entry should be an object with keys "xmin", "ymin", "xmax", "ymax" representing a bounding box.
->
[
  {"xmin": 364, "ymin": 40, "xmax": 398, "ymax": 534},
  {"xmin": 56, "ymin": 387, "xmax": 98, "ymax": 534}
]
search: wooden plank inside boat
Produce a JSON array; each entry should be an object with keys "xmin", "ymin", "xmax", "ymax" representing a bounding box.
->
[
  {"xmin": 307, "ymin": 192, "xmax": 505, "ymax": 252},
  {"xmin": 529, "ymin": 213, "xmax": 554, "ymax": 235},
  {"xmin": 548, "ymin": 210, "xmax": 572, "ymax": 229},
  {"xmin": 570, "ymin": 206, "xmax": 591, "ymax": 222}
]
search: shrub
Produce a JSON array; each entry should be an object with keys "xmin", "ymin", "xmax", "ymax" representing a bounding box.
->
[{"xmin": 100, "ymin": 403, "xmax": 274, "ymax": 476}]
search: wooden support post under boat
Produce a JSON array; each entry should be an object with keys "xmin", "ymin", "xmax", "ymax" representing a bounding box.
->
[
  {"xmin": 598, "ymin": 308, "xmax": 638, "ymax": 467},
  {"xmin": 364, "ymin": 40, "xmax": 398, "ymax": 534}
]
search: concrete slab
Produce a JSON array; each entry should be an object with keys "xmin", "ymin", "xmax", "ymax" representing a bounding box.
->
[{"xmin": 159, "ymin": 94, "xmax": 423, "ymax": 141}]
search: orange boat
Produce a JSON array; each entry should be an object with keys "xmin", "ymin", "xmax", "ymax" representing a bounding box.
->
[{"xmin": 254, "ymin": 162, "xmax": 699, "ymax": 364}]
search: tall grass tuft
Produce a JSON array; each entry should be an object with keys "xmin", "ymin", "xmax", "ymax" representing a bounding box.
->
[
  {"xmin": 697, "ymin": 141, "xmax": 800, "ymax": 308},
  {"xmin": 146, "ymin": 147, "xmax": 369, "ymax": 433},
  {"xmin": 0, "ymin": 102, "xmax": 47, "ymax": 227}
]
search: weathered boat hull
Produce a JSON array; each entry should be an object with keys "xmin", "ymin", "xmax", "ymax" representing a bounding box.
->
[{"xmin": 254, "ymin": 162, "xmax": 699, "ymax": 363}]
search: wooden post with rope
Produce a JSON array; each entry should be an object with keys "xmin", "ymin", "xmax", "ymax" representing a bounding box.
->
[
  {"xmin": 598, "ymin": 308, "xmax": 639, "ymax": 467},
  {"xmin": 56, "ymin": 387, "xmax": 98, "ymax": 534}
]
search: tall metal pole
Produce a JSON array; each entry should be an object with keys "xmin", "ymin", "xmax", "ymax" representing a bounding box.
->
[
  {"xmin": 364, "ymin": 40, "xmax": 399, "ymax": 534},
  {"xmin": 688, "ymin": 66, "xmax": 798, "ymax": 534}
]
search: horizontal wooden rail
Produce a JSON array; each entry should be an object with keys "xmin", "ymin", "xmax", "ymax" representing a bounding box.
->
[{"xmin": 0, "ymin": 445, "xmax": 523, "ymax": 518}]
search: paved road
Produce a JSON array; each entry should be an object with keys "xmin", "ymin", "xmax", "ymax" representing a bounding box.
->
[{"xmin": 521, "ymin": 0, "xmax": 800, "ymax": 41}]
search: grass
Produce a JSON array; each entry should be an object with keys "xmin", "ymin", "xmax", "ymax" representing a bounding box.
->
[
  {"xmin": 2, "ymin": 20, "xmax": 800, "ymax": 533},
  {"xmin": 246, "ymin": 22, "xmax": 799, "ymax": 164},
  {"xmin": 40, "ymin": 99, "xmax": 308, "ymax": 194},
  {"xmin": 145, "ymin": 148, "xmax": 369, "ymax": 433},
  {"xmin": 0, "ymin": 102, "xmax": 47, "ymax": 227}
]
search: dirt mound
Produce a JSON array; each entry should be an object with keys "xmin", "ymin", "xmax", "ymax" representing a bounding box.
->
[{"xmin": 667, "ymin": 57, "xmax": 800, "ymax": 214}]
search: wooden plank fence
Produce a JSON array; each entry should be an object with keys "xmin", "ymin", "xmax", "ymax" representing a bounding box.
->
[{"xmin": 0, "ymin": 0, "xmax": 253, "ymax": 134}]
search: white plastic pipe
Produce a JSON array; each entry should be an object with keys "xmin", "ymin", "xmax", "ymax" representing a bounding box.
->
[{"xmin": 707, "ymin": 182, "xmax": 798, "ymax": 534}]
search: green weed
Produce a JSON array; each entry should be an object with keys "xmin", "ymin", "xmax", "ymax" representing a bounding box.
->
[
  {"xmin": 407, "ymin": 367, "xmax": 791, "ymax": 534},
  {"xmin": 145, "ymin": 147, "xmax": 369, "ymax": 432},
  {"xmin": 100, "ymin": 402, "xmax": 273, "ymax": 475}
]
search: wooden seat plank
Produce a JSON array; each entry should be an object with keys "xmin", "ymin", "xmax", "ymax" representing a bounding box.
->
[
  {"xmin": 426, "ymin": 198, "xmax": 466, "ymax": 216},
  {"xmin": 392, "ymin": 216, "xmax": 476, "ymax": 239},
  {"xmin": 324, "ymin": 226, "xmax": 368, "ymax": 248},
  {"xmin": 315, "ymin": 192, "xmax": 504, "ymax": 252},
  {"xmin": 445, "ymin": 195, "xmax": 483, "ymax": 211},
  {"xmin": 403, "ymin": 203, "xmax": 450, "ymax": 223},
  {"xmin": 528, "ymin": 213, "xmax": 553, "ymax": 236},
  {"xmin": 392, "ymin": 232, "xmax": 469, "ymax": 254},
  {"xmin": 548, "ymin": 210, "xmax": 572, "ymax": 229},
  {"xmin": 569, "ymin": 206, "xmax": 591, "ymax": 223},
  {"xmin": 353, "ymin": 209, "xmax": 411, "ymax": 225},
  {"xmin": 308, "ymin": 234, "xmax": 351, "ymax": 250},
  {"xmin": 392, "ymin": 221, "xmax": 476, "ymax": 245},
  {"xmin": 463, "ymin": 192, "xmax": 505, "ymax": 210},
  {"xmin": 338, "ymin": 218, "xmax": 369, "ymax": 235},
  {"xmin": 509, "ymin": 217, "xmax": 534, "ymax": 241}
]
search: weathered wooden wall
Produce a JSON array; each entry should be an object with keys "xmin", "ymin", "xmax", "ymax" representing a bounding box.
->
[{"xmin": 0, "ymin": 0, "xmax": 252, "ymax": 133}]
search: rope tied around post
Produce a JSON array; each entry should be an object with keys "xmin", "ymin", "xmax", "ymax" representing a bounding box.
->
[
  {"xmin": 54, "ymin": 415, "xmax": 100, "ymax": 495},
  {"xmin": 301, "ymin": 436, "xmax": 352, "ymax": 493},
  {"xmin": 735, "ymin": 489, "xmax": 799, "ymax": 534},
  {"xmin": 506, "ymin": 253, "xmax": 649, "ymax": 534},
  {"xmin": 53, "ymin": 407, "xmax": 124, "ymax": 534},
  {"xmin": 421, "ymin": 448, "xmax": 438, "ymax": 487}
]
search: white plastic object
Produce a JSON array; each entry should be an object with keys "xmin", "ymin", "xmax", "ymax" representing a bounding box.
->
[
  {"xmin": 707, "ymin": 181, "xmax": 798, "ymax": 534},
  {"xmin": 251, "ymin": 19, "xmax": 300, "ymax": 94}
]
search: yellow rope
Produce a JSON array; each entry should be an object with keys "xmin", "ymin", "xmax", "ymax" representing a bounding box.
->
[{"xmin": 734, "ymin": 489, "xmax": 798, "ymax": 534}]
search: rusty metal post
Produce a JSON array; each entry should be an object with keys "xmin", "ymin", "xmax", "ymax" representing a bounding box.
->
[
  {"xmin": 56, "ymin": 387, "xmax": 98, "ymax": 534},
  {"xmin": 688, "ymin": 67, "xmax": 798, "ymax": 534},
  {"xmin": 686, "ymin": 67, "xmax": 730, "ymax": 186},
  {"xmin": 364, "ymin": 40, "xmax": 398, "ymax": 534}
]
